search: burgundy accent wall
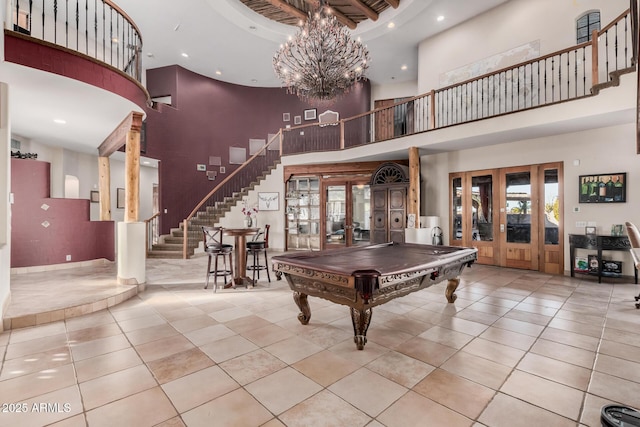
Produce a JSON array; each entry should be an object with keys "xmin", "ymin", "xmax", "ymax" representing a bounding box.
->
[
  {"xmin": 4, "ymin": 32, "xmax": 148, "ymax": 109},
  {"xmin": 10, "ymin": 159, "xmax": 115, "ymax": 268},
  {"xmin": 144, "ymin": 65, "xmax": 371, "ymax": 234}
]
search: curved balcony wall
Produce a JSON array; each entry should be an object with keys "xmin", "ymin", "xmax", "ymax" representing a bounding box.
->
[{"xmin": 4, "ymin": 0, "xmax": 148, "ymax": 108}]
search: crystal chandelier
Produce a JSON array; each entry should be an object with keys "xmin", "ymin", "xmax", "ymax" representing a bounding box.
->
[{"xmin": 272, "ymin": 1, "xmax": 370, "ymax": 101}]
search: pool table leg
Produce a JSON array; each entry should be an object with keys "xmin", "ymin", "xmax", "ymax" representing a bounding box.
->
[
  {"xmin": 446, "ymin": 278, "xmax": 460, "ymax": 303},
  {"xmin": 350, "ymin": 307, "xmax": 372, "ymax": 350},
  {"xmin": 293, "ymin": 291, "xmax": 311, "ymax": 325}
]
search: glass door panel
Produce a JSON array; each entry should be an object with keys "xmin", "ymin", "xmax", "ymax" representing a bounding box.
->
[
  {"xmin": 505, "ymin": 171, "xmax": 532, "ymax": 244},
  {"xmin": 471, "ymin": 175, "xmax": 493, "ymax": 242},
  {"xmin": 452, "ymin": 176, "xmax": 463, "ymax": 243},
  {"xmin": 540, "ymin": 164, "xmax": 563, "ymax": 274},
  {"xmin": 326, "ymin": 185, "xmax": 346, "ymax": 247},
  {"xmin": 543, "ymin": 169, "xmax": 559, "ymax": 245},
  {"xmin": 351, "ymin": 184, "xmax": 370, "ymax": 246}
]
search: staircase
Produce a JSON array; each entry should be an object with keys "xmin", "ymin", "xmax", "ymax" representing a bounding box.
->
[{"xmin": 147, "ymin": 160, "xmax": 281, "ymax": 259}]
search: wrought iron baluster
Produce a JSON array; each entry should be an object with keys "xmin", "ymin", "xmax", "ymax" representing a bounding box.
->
[
  {"xmin": 544, "ymin": 58, "xmax": 548, "ymax": 105},
  {"xmin": 605, "ymin": 31, "xmax": 610, "ymax": 80},
  {"xmin": 94, "ymin": 0, "xmax": 97, "ymax": 60},
  {"xmin": 75, "ymin": 0, "xmax": 79, "ymax": 50},
  {"xmin": 42, "ymin": 0, "xmax": 45, "ymax": 41},
  {"xmin": 573, "ymin": 50, "xmax": 578, "ymax": 98},
  {"xmin": 116, "ymin": 13, "xmax": 120, "ymax": 69},
  {"xmin": 28, "ymin": 0, "xmax": 33, "ymax": 33},
  {"xmin": 551, "ymin": 57, "xmax": 556, "ymax": 102},
  {"xmin": 53, "ymin": 0, "xmax": 57, "ymax": 44},
  {"xmin": 102, "ymin": 1, "xmax": 105, "ymax": 61},
  {"xmin": 109, "ymin": 5, "xmax": 113, "ymax": 65},
  {"xmin": 557, "ymin": 54, "xmax": 562, "ymax": 100},
  {"xmin": 60, "ymin": 0, "xmax": 67, "ymax": 47},
  {"xmin": 624, "ymin": 15, "xmax": 628, "ymax": 67},
  {"xmin": 85, "ymin": 0, "xmax": 88, "ymax": 54},
  {"xmin": 531, "ymin": 61, "xmax": 540, "ymax": 105},
  {"xmin": 614, "ymin": 22, "xmax": 619, "ymax": 71}
]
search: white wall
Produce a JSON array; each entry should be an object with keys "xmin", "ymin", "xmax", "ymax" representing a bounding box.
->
[
  {"xmin": 0, "ymin": 83, "xmax": 11, "ymax": 328},
  {"xmin": 13, "ymin": 139, "xmax": 158, "ymax": 222},
  {"xmin": 371, "ymin": 80, "xmax": 418, "ymax": 105},
  {"xmin": 421, "ymin": 121, "xmax": 639, "ymax": 274},
  {"xmin": 417, "ymin": 0, "xmax": 627, "ymax": 93},
  {"xmin": 219, "ymin": 163, "xmax": 286, "ymax": 251}
]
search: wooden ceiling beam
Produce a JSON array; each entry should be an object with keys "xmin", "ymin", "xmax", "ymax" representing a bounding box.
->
[
  {"xmin": 305, "ymin": 0, "xmax": 357, "ymax": 29},
  {"xmin": 383, "ymin": 0, "xmax": 400, "ymax": 8},
  {"xmin": 97, "ymin": 111, "xmax": 143, "ymax": 157},
  {"xmin": 264, "ymin": 0, "xmax": 308, "ymax": 22},
  {"xmin": 327, "ymin": 7, "xmax": 358, "ymax": 29},
  {"xmin": 345, "ymin": 0, "xmax": 378, "ymax": 21}
]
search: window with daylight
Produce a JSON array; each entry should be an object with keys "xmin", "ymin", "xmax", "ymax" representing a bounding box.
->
[{"xmin": 576, "ymin": 11, "xmax": 600, "ymax": 43}]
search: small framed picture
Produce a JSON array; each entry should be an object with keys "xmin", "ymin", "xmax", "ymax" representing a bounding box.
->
[
  {"xmin": 578, "ymin": 173, "xmax": 626, "ymax": 203},
  {"xmin": 90, "ymin": 190, "xmax": 99, "ymax": 203},
  {"xmin": 258, "ymin": 192, "xmax": 279, "ymax": 211},
  {"xmin": 304, "ymin": 108, "xmax": 317, "ymax": 121},
  {"xmin": 116, "ymin": 188, "xmax": 125, "ymax": 209},
  {"xmin": 196, "ymin": 164, "xmax": 206, "ymax": 171},
  {"xmin": 283, "ymin": 113, "xmax": 290, "ymax": 122},
  {"xmin": 585, "ymin": 226, "xmax": 597, "ymax": 235},
  {"xmin": 407, "ymin": 214, "xmax": 416, "ymax": 228},
  {"xmin": 294, "ymin": 115, "xmax": 302, "ymax": 125}
]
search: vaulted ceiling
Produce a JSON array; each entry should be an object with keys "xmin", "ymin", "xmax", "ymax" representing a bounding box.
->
[{"xmin": 4, "ymin": 0, "xmax": 514, "ymax": 157}]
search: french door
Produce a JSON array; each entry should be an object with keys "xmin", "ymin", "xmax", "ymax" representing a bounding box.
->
[
  {"xmin": 450, "ymin": 162, "xmax": 563, "ymax": 273},
  {"xmin": 323, "ymin": 179, "xmax": 371, "ymax": 249},
  {"xmin": 450, "ymin": 169, "xmax": 499, "ymax": 265}
]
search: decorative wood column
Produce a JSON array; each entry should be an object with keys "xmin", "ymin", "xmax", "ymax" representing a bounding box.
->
[
  {"xmin": 125, "ymin": 124, "xmax": 141, "ymax": 222},
  {"xmin": 98, "ymin": 156, "xmax": 111, "ymax": 220},
  {"xmin": 97, "ymin": 111, "xmax": 144, "ymax": 222},
  {"xmin": 408, "ymin": 146, "xmax": 420, "ymax": 228}
]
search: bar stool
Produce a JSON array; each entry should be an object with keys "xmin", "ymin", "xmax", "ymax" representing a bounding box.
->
[
  {"xmin": 202, "ymin": 226, "xmax": 233, "ymax": 292},
  {"xmin": 246, "ymin": 224, "xmax": 271, "ymax": 283}
]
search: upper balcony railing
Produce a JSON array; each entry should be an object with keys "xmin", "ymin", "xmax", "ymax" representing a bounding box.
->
[
  {"xmin": 7, "ymin": 0, "xmax": 143, "ymax": 82},
  {"xmin": 282, "ymin": 7, "xmax": 635, "ymax": 155}
]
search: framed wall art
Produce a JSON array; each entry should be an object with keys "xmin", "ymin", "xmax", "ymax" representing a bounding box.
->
[
  {"xmin": 304, "ymin": 108, "xmax": 317, "ymax": 120},
  {"xmin": 282, "ymin": 113, "xmax": 290, "ymax": 122},
  {"xmin": 578, "ymin": 172, "xmax": 626, "ymax": 203},
  {"xmin": 116, "ymin": 188, "xmax": 125, "ymax": 209},
  {"xmin": 258, "ymin": 192, "xmax": 279, "ymax": 211},
  {"xmin": 294, "ymin": 115, "xmax": 302, "ymax": 125}
]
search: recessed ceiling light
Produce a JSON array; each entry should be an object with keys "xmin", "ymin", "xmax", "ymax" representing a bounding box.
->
[
  {"xmin": 53, "ymin": 119, "xmax": 66, "ymax": 124},
  {"xmin": 401, "ymin": 65, "xmax": 408, "ymax": 70},
  {"xmin": 181, "ymin": 53, "xmax": 189, "ymax": 58},
  {"xmin": 111, "ymin": 37, "xmax": 118, "ymax": 43},
  {"xmin": 147, "ymin": 52, "xmax": 154, "ymax": 58},
  {"xmin": 251, "ymin": 79, "xmax": 258, "ymax": 83},
  {"xmin": 437, "ymin": 15, "xmax": 445, "ymax": 22},
  {"xmin": 215, "ymin": 70, "xmax": 222, "ymax": 75},
  {"xmin": 249, "ymin": 25, "xmax": 257, "ymax": 30},
  {"xmin": 387, "ymin": 22, "xmax": 395, "ymax": 29}
]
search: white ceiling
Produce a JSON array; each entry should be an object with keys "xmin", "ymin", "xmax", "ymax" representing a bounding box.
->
[{"xmin": 2, "ymin": 0, "xmax": 511, "ymax": 156}]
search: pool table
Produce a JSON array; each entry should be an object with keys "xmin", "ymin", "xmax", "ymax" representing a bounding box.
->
[{"xmin": 271, "ymin": 242, "xmax": 478, "ymax": 350}]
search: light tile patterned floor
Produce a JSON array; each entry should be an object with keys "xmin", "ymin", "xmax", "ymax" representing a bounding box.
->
[{"xmin": 2, "ymin": 253, "xmax": 640, "ymax": 426}]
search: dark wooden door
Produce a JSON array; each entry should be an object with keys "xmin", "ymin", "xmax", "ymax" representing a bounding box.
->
[
  {"xmin": 372, "ymin": 188, "xmax": 388, "ymax": 244},
  {"xmin": 389, "ymin": 187, "xmax": 406, "ymax": 243}
]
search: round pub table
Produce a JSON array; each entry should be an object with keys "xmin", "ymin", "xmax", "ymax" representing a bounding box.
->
[{"xmin": 223, "ymin": 227, "xmax": 260, "ymax": 287}]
